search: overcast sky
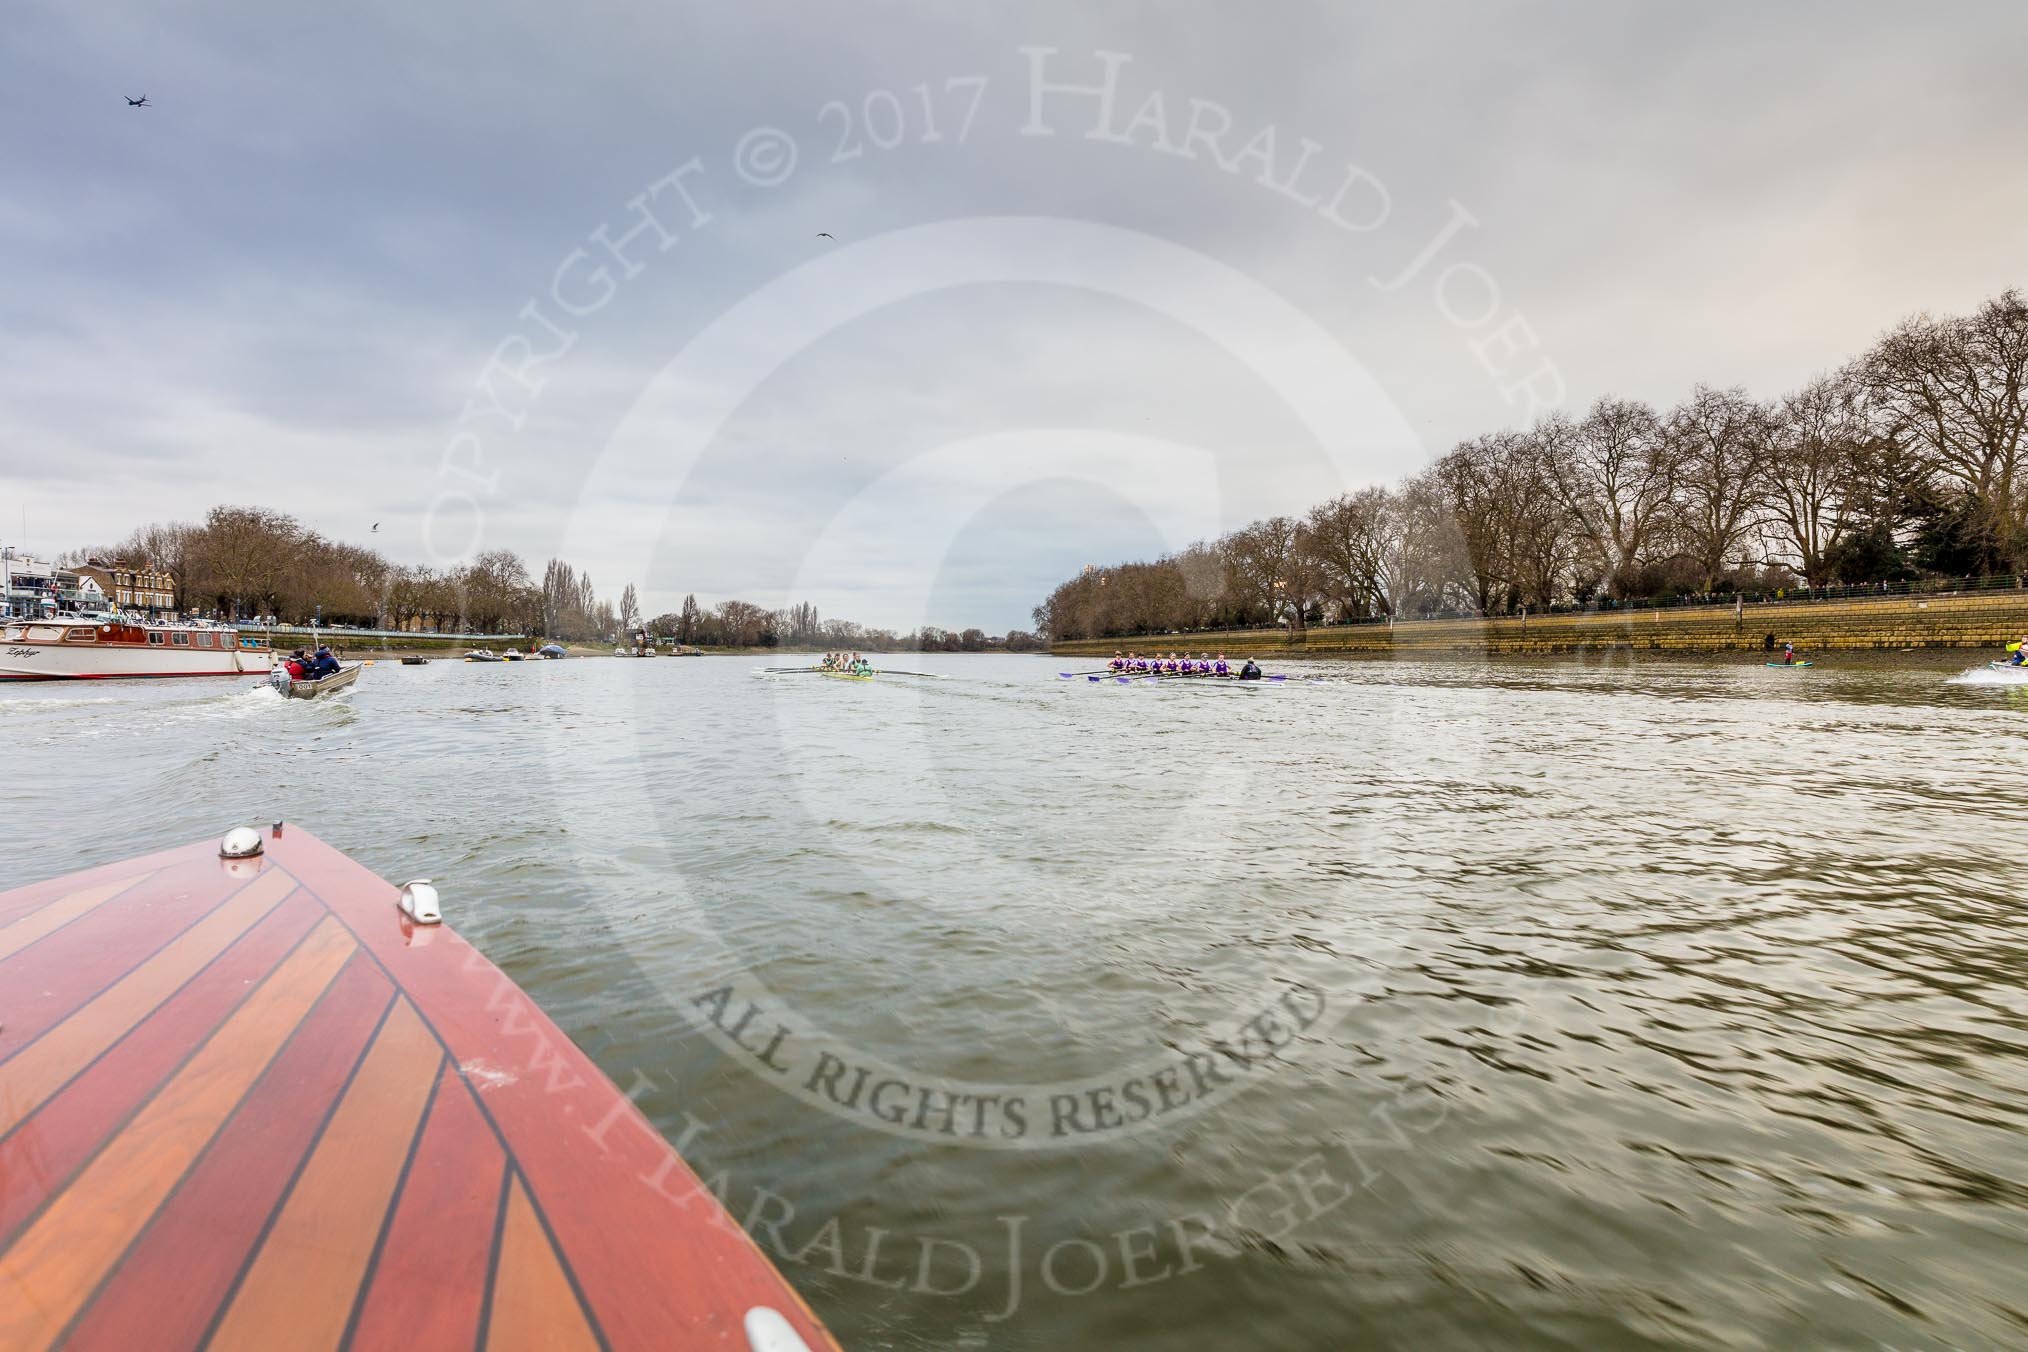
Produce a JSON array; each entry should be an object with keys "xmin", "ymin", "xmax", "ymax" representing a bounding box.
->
[{"xmin": 5, "ymin": 2, "xmax": 2025, "ymax": 632}]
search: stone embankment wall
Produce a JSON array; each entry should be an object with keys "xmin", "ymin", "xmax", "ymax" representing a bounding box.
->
[{"xmin": 1049, "ymin": 591, "xmax": 2028, "ymax": 658}]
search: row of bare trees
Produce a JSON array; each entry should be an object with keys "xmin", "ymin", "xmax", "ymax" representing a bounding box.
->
[
  {"xmin": 641, "ymin": 596, "xmax": 1036, "ymax": 651},
  {"xmin": 72, "ymin": 507, "xmax": 593, "ymax": 634},
  {"xmin": 74, "ymin": 507, "xmax": 1016, "ymax": 646},
  {"xmin": 1037, "ymin": 288, "xmax": 2028, "ymax": 641}
]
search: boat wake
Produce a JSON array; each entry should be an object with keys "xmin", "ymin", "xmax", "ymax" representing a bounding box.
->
[
  {"xmin": 0, "ymin": 695, "xmax": 121, "ymax": 713},
  {"xmin": 1946, "ymin": 665, "xmax": 2028, "ymax": 686}
]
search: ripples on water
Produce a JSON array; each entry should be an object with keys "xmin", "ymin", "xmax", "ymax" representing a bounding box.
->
[{"xmin": 5, "ymin": 653, "xmax": 2027, "ymax": 1350}]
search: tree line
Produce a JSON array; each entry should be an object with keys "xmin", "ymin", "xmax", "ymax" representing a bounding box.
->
[
  {"xmin": 69, "ymin": 505, "xmax": 1036, "ymax": 649},
  {"xmin": 1036, "ymin": 287, "xmax": 2028, "ymax": 642},
  {"xmin": 642, "ymin": 597, "xmax": 1038, "ymax": 651}
]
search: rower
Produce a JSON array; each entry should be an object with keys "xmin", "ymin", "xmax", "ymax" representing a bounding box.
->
[
  {"xmin": 1110, "ymin": 651, "xmax": 1125, "ymax": 672},
  {"xmin": 1214, "ymin": 652, "xmax": 1229, "ymax": 676},
  {"xmin": 1239, "ymin": 659, "xmax": 1262, "ymax": 681}
]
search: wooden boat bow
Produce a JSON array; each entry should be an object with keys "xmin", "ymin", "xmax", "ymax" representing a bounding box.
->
[{"xmin": 0, "ymin": 826, "xmax": 841, "ymax": 1351}]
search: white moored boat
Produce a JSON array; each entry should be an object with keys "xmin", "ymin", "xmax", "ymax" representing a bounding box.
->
[{"xmin": 0, "ymin": 616, "xmax": 272, "ymax": 680}]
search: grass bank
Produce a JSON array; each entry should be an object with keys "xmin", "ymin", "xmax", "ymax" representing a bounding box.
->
[{"xmin": 1050, "ymin": 589, "xmax": 2028, "ymax": 660}]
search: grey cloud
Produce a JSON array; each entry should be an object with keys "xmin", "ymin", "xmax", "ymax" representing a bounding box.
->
[{"xmin": 5, "ymin": 1, "xmax": 2025, "ymax": 630}]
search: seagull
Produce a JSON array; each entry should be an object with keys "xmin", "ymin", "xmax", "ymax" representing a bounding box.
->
[
  {"xmin": 371, "ymin": 522, "xmax": 380, "ymax": 532},
  {"xmin": 816, "ymin": 232, "xmax": 833, "ymax": 239},
  {"xmin": 125, "ymin": 95, "xmax": 148, "ymax": 107}
]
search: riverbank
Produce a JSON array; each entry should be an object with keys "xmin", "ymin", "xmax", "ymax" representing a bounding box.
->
[
  {"xmin": 1049, "ymin": 589, "xmax": 2028, "ymax": 659},
  {"xmin": 308, "ymin": 637, "xmax": 706, "ymax": 659}
]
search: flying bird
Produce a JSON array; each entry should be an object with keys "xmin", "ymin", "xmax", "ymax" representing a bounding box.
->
[
  {"xmin": 816, "ymin": 232, "xmax": 833, "ymax": 239},
  {"xmin": 125, "ymin": 95, "xmax": 148, "ymax": 107},
  {"xmin": 371, "ymin": 522, "xmax": 380, "ymax": 532}
]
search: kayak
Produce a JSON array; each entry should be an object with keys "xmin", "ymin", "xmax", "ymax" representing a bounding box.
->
[
  {"xmin": 0, "ymin": 825, "xmax": 840, "ymax": 1351},
  {"xmin": 1765, "ymin": 661, "xmax": 1814, "ymax": 668}
]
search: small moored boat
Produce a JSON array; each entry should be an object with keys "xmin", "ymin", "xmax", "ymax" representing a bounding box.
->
[{"xmin": 464, "ymin": 649, "xmax": 503, "ymax": 663}]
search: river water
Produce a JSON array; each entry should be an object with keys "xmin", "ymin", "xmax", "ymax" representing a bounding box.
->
[{"xmin": 5, "ymin": 652, "xmax": 2026, "ymax": 1349}]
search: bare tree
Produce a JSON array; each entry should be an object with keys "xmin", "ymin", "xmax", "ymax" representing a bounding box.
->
[
  {"xmin": 1434, "ymin": 431, "xmax": 1531, "ymax": 613},
  {"xmin": 459, "ymin": 549, "xmax": 532, "ymax": 633},
  {"xmin": 1760, "ymin": 372, "xmax": 1874, "ymax": 583},
  {"xmin": 1861, "ymin": 289, "xmax": 2028, "ymax": 561},
  {"xmin": 1507, "ymin": 434, "xmax": 1575, "ymax": 608},
  {"xmin": 1372, "ymin": 474, "xmax": 1460, "ymax": 619},
  {"xmin": 1669, "ymin": 384, "xmax": 1773, "ymax": 591},
  {"xmin": 715, "ymin": 599, "xmax": 770, "ymax": 646},
  {"xmin": 192, "ymin": 505, "xmax": 297, "ymax": 618},
  {"xmin": 1220, "ymin": 516, "xmax": 1313, "ymax": 634},
  {"xmin": 1538, "ymin": 398, "xmax": 1675, "ymax": 598},
  {"xmin": 783, "ymin": 601, "xmax": 820, "ymax": 646},
  {"xmin": 1304, "ymin": 489, "xmax": 1389, "ymax": 620}
]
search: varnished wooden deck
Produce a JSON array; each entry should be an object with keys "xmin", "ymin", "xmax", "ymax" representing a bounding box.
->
[{"xmin": 0, "ymin": 827, "xmax": 840, "ymax": 1351}]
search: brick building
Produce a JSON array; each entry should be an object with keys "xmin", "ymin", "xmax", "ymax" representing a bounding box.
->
[{"xmin": 74, "ymin": 558, "xmax": 177, "ymax": 614}]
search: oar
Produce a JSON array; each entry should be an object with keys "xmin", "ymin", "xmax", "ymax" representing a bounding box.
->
[
  {"xmin": 873, "ymin": 669, "xmax": 942, "ymax": 679},
  {"xmin": 1058, "ymin": 670, "xmax": 1121, "ymax": 678}
]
